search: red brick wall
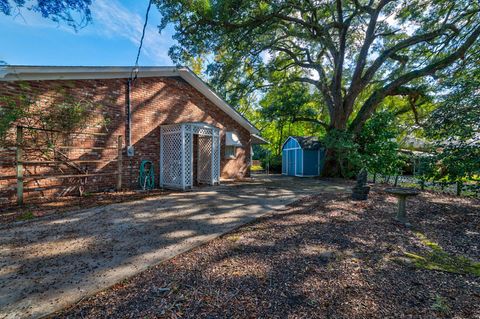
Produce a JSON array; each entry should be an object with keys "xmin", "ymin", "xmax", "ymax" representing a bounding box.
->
[{"xmin": 0, "ymin": 76, "xmax": 251, "ymax": 202}]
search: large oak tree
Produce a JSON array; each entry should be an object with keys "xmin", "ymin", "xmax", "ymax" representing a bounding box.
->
[{"xmin": 156, "ymin": 0, "xmax": 480, "ymax": 134}]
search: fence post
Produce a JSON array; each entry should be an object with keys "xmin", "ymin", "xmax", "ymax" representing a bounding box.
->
[
  {"xmin": 16, "ymin": 126, "xmax": 24, "ymax": 205},
  {"xmin": 394, "ymin": 175, "xmax": 399, "ymax": 187},
  {"xmin": 456, "ymin": 181, "xmax": 462, "ymax": 196},
  {"xmin": 117, "ymin": 135, "xmax": 123, "ymax": 191}
]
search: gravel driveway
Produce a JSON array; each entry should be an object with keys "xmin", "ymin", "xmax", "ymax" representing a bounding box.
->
[{"xmin": 0, "ymin": 176, "xmax": 348, "ymax": 319}]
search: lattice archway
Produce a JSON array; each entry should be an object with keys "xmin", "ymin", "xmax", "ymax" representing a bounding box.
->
[{"xmin": 160, "ymin": 122, "xmax": 220, "ymax": 190}]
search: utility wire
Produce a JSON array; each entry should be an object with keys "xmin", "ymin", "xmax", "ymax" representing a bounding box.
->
[{"xmin": 131, "ymin": 0, "xmax": 153, "ymax": 80}]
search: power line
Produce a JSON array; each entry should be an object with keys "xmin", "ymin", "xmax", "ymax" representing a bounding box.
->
[{"xmin": 131, "ymin": 0, "xmax": 153, "ymax": 80}]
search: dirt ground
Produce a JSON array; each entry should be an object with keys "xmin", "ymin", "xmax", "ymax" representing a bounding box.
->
[
  {"xmin": 0, "ymin": 189, "xmax": 171, "ymax": 224},
  {"xmin": 0, "ymin": 176, "xmax": 349, "ymax": 319},
  {"xmin": 0, "ymin": 177, "xmax": 351, "ymax": 224},
  {"xmin": 54, "ymin": 186, "xmax": 480, "ymax": 319}
]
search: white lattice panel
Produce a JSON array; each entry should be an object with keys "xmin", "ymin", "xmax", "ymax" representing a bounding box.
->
[
  {"xmin": 161, "ymin": 125, "xmax": 181, "ymax": 134},
  {"xmin": 212, "ymin": 135, "xmax": 220, "ymax": 184},
  {"xmin": 184, "ymin": 131, "xmax": 192, "ymax": 187},
  {"xmin": 161, "ymin": 132, "xmax": 183, "ymax": 188},
  {"xmin": 160, "ymin": 122, "xmax": 220, "ymax": 190},
  {"xmin": 192, "ymin": 124, "xmax": 214, "ymax": 136},
  {"xmin": 198, "ymin": 136, "xmax": 212, "ymax": 184}
]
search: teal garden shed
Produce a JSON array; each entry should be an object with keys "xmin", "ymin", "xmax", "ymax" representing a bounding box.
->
[{"xmin": 281, "ymin": 136, "xmax": 326, "ymax": 177}]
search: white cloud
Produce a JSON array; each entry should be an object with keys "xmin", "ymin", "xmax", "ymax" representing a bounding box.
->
[
  {"xmin": 1, "ymin": 0, "xmax": 173, "ymax": 65},
  {"xmin": 91, "ymin": 0, "xmax": 173, "ymax": 65}
]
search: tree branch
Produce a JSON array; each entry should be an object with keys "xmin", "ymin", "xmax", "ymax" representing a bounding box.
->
[
  {"xmin": 272, "ymin": 46, "xmax": 319, "ymax": 70},
  {"xmin": 345, "ymin": 0, "xmax": 393, "ymax": 116},
  {"xmin": 361, "ymin": 23, "xmax": 460, "ymax": 86},
  {"xmin": 350, "ymin": 23, "xmax": 480, "ymax": 134},
  {"xmin": 292, "ymin": 117, "xmax": 329, "ymax": 129},
  {"xmin": 290, "ymin": 76, "xmax": 335, "ymax": 116},
  {"xmin": 350, "ymin": 0, "xmax": 392, "ymax": 89}
]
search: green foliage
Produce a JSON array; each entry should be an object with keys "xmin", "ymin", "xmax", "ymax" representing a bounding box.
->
[
  {"xmin": 0, "ymin": 94, "xmax": 30, "ymax": 141},
  {"xmin": 16, "ymin": 211, "xmax": 35, "ymax": 221},
  {"xmin": 261, "ymin": 155, "xmax": 282, "ymax": 174},
  {"xmin": 358, "ymin": 112, "xmax": 403, "ymax": 176},
  {"xmin": 431, "ymin": 295, "xmax": 450, "ymax": 314},
  {"xmin": 422, "ymin": 57, "xmax": 480, "ymax": 183},
  {"xmin": 323, "ymin": 129, "xmax": 361, "ymax": 178},
  {"xmin": 41, "ymin": 99, "xmax": 90, "ymax": 133},
  {"xmin": 156, "ymin": 0, "xmax": 480, "ymax": 178},
  {"xmin": 323, "ymin": 112, "xmax": 403, "ymax": 178},
  {"xmin": 157, "ymin": 0, "xmax": 480, "ymax": 136},
  {"xmin": 260, "ymin": 83, "xmax": 319, "ymax": 125},
  {"xmin": 251, "ymin": 81, "xmax": 325, "ymax": 160},
  {"xmin": 425, "ymin": 146, "xmax": 479, "ymax": 184},
  {"xmin": 1, "ymin": 0, "xmax": 92, "ymax": 31},
  {"xmin": 252, "ymin": 144, "xmax": 269, "ymax": 161},
  {"xmin": 250, "ymin": 165, "xmax": 263, "ymax": 171}
]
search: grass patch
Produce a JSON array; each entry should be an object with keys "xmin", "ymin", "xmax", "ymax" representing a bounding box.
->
[
  {"xmin": 81, "ymin": 192, "xmax": 94, "ymax": 197},
  {"xmin": 405, "ymin": 233, "xmax": 480, "ymax": 276},
  {"xmin": 17, "ymin": 211, "xmax": 35, "ymax": 221},
  {"xmin": 431, "ymin": 294, "xmax": 450, "ymax": 314},
  {"xmin": 226, "ymin": 235, "xmax": 242, "ymax": 242}
]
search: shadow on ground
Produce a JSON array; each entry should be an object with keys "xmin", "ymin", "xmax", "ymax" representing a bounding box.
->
[
  {"xmin": 54, "ymin": 186, "xmax": 480, "ymax": 319},
  {"xmin": 0, "ymin": 175, "xmax": 348, "ymax": 319}
]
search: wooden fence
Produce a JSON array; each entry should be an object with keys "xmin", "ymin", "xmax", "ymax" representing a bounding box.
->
[
  {"xmin": 368, "ymin": 173, "xmax": 480, "ymax": 198},
  {"xmin": 6, "ymin": 126, "xmax": 123, "ymax": 205}
]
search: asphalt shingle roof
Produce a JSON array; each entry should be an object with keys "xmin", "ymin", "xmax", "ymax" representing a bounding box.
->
[{"xmin": 292, "ymin": 136, "xmax": 323, "ymax": 150}]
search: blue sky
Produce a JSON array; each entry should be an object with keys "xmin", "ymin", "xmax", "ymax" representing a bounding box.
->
[{"xmin": 0, "ymin": 0, "xmax": 176, "ymax": 66}]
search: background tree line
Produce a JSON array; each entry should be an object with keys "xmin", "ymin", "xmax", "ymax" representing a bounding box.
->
[{"xmin": 1, "ymin": 0, "xmax": 478, "ymax": 184}]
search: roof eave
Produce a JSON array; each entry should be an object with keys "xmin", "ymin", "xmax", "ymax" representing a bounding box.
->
[
  {"xmin": 176, "ymin": 67, "xmax": 259, "ymax": 135},
  {"xmin": 251, "ymin": 134, "xmax": 269, "ymax": 144},
  {"xmin": 0, "ymin": 65, "xmax": 260, "ymax": 135}
]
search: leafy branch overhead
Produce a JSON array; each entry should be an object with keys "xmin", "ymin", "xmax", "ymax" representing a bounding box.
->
[
  {"xmin": 0, "ymin": 0, "xmax": 92, "ymax": 30},
  {"xmin": 156, "ymin": 0, "xmax": 480, "ymax": 132}
]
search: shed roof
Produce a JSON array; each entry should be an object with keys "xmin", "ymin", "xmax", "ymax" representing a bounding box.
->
[
  {"xmin": 0, "ymin": 65, "xmax": 259, "ymax": 135},
  {"xmin": 291, "ymin": 136, "xmax": 323, "ymax": 150}
]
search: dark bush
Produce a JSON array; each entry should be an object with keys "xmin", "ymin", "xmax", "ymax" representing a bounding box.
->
[{"xmin": 262, "ymin": 155, "xmax": 282, "ymax": 173}]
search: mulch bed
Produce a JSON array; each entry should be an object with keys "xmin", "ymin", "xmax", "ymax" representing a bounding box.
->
[{"xmin": 53, "ymin": 187, "xmax": 479, "ymax": 318}]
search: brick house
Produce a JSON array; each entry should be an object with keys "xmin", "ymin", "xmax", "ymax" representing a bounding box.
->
[{"xmin": 0, "ymin": 66, "xmax": 266, "ymax": 201}]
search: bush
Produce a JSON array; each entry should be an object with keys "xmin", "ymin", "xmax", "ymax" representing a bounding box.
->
[
  {"xmin": 323, "ymin": 129, "xmax": 362, "ymax": 178},
  {"xmin": 261, "ymin": 155, "xmax": 282, "ymax": 173},
  {"xmin": 358, "ymin": 111, "xmax": 403, "ymax": 176},
  {"xmin": 322, "ymin": 112, "xmax": 403, "ymax": 178}
]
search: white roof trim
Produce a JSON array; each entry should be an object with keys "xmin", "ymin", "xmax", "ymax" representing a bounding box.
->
[
  {"xmin": 0, "ymin": 65, "xmax": 260, "ymax": 135},
  {"xmin": 281, "ymin": 136, "xmax": 300, "ymax": 150},
  {"xmin": 251, "ymin": 134, "xmax": 269, "ymax": 144}
]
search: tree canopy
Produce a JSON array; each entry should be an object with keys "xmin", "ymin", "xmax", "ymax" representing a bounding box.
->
[
  {"xmin": 156, "ymin": 0, "xmax": 480, "ymax": 134},
  {"xmin": 0, "ymin": 0, "xmax": 92, "ymax": 30},
  {"xmin": 422, "ymin": 48, "xmax": 480, "ymax": 183}
]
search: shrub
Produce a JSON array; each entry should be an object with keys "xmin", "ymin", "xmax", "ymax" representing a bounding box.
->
[
  {"xmin": 261, "ymin": 155, "xmax": 282, "ymax": 173},
  {"xmin": 358, "ymin": 111, "xmax": 403, "ymax": 176},
  {"xmin": 251, "ymin": 165, "xmax": 263, "ymax": 171}
]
